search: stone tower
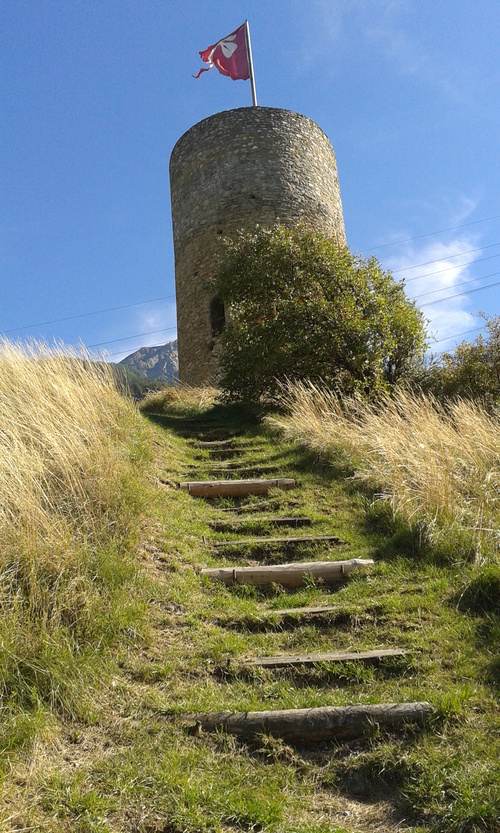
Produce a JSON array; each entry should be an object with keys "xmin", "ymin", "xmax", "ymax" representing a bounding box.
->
[{"xmin": 169, "ymin": 106, "xmax": 346, "ymax": 386}]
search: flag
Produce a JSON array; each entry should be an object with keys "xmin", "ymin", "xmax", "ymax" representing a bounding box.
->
[{"xmin": 195, "ymin": 23, "xmax": 250, "ymax": 81}]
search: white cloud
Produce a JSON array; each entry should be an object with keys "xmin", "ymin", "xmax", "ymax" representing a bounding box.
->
[
  {"xmin": 93, "ymin": 301, "xmax": 177, "ymax": 363},
  {"xmin": 385, "ymin": 235, "xmax": 483, "ymax": 347},
  {"xmin": 306, "ymin": 0, "xmax": 469, "ymax": 102},
  {"xmin": 136, "ymin": 301, "xmax": 177, "ymax": 334}
]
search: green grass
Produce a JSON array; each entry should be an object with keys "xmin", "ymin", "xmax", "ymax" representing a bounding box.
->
[{"xmin": 3, "ymin": 393, "xmax": 499, "ymax": 832}]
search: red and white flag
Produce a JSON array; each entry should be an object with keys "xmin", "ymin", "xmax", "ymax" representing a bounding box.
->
[{"xmin": 195, "ymin": 23, "xmax": 250, "ymax": 81}]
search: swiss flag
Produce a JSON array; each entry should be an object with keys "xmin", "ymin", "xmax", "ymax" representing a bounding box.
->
[{"xmin": 195, "ymin": 23, "xmax": 250, "ymax": 81}]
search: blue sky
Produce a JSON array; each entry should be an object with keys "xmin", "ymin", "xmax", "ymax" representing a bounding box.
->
[{"xmin": 2, "ymin": 0, "xmax": 500, "ymax": 362}]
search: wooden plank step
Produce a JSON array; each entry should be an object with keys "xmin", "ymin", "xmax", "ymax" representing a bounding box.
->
[
  {"xmin": 192, "ymin": 439, "xmax": 257, "ymax": 448},
  {"xmin": 264, "ymin": 605, "xmax": 342, "ymax": 619},
  {"xmin": 217, "ymin": 498, "xmax": 289, "ymax": 514},
  {"xmin": 268, "ymin": 605, "xmax": 338, "ymax": 617},
  {"xmin": 245, "ymin": 648, "xmax": 408, "ymax": 669},
  {"xmin": 180, "ymin": 702, "xmax": 433, "ymax": 742},
  {"xmin": 179, "ymin": 478, "xmax": 295, "ymax": 498},
  {"xmin": 201, "ymin": 558, "xmax": 374, "ymax": 588},
  {"xmin": 212, "ymin": 534, "xmax": 342, "ymax": 548},
  {"xmin": 209, "ymin": 516, "xmax": 312, "ymax": 532},
  {"xmin": 206, "ymin": 444, "xmax": 267, "ymax": 454}
]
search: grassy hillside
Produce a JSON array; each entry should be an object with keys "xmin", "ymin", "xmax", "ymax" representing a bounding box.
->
[
  {"xmin": 0, "ymin": 367, "xmax": 498, "ymax": 832},
  {"xmin": 0, "ymin": 341, "xmax": 151, "ymax": 780}
]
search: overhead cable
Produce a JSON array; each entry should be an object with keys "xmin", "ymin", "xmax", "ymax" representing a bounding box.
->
[
  {"xmin": 419, "ymin": 278, "xmax": 500, "ymax": 308},
  {"xmin": 88, "ymin": 326, "xmax": 177, "ymax": 350},
  {"xmin": 402, "ymin": 252, "xmax": 500, "ymax": 284},
  {"xmin": 412, "ymin": 270, "xmax": 500, "ymax": 301},
  {"xmin": 392, "ymin": 241, "xmax": 500, "ymax": 273},
  {"xmin": 1, "ymin": 293, "xmax": 176, "ymax": 335},
  {"xmin": 362, "ymin": 213, "xmax": 500, "ymax": 253},
  {"xmin": 433, "ymin": 325, "xmax": 485, "ymax": 344}
]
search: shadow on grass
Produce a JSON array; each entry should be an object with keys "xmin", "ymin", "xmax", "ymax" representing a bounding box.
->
[
  {"xmin": 211, "ymin": 540, "xmax": 350, "ymax": 566},
  {"xmin": 215, "ymin": 608, "xmax": 352, "ymax": 633},
  {"xmin": 143, "ymin": 402, "xmax": 266, "ymax": 441},
  {"xmin": 450, "ymin": 566, "xmax": 500, "ymax": 691},
  {"xmin": 213, "ymin": 657, "xmax": 416, "ymax": 688}
]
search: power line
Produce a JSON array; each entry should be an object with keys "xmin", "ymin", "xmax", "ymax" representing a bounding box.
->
[
  {"xmin": 420, "ymin": 278, "xmax": 500, "ymax": 308},
  {"xmin": 2, "ymin": 218, "xmax": 500, "ymax": 345},
  {"xmin": 1, "ymin": 294, "xmax": 176, "ymax": 335},
  {"xmin": 403, "ymin": 252, "xmax": 500, "ymax": 284},
  {"xmin": 412, "ymin": 270, "xmax": 500, "ymax": 301},
  {"xmin": 433, "ymin": 325, "xmax": 485, "ymax": 344},
  {"xmin": 88, "ymin": 326, "xmax": 177, "ymax": 350},
  {"xmin": 392, "ymin": 241, "xmax": 500, "ymax": 273},
  {"xmin": 361, "ymin": 213, "xmax": 500, "ymax": 253},
  {"xmin": 2, "ymin": 222, "xmax": 500, "ymax": 335}
]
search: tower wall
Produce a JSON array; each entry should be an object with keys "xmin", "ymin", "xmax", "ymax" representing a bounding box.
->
[{"xmin": 169, "ymin": 106, "xmax": 346, "ymax": 386}]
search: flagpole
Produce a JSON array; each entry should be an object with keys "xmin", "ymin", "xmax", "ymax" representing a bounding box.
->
[{"xmin": 245, "ymin": 20, "xmax": 258, "ymax": 106}]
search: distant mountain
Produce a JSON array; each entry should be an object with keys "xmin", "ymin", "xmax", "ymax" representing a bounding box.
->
[{"xmin": 117, "ymin": 339, "xmax": 179, "ymax": 383}]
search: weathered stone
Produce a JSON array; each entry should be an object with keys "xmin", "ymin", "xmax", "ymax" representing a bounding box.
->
[{"xmin": 169, "ymin": 107, "xmax": 346, "ymax": 386}]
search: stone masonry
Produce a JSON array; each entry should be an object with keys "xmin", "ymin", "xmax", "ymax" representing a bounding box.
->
[{"xmin": 169, "ymin": 106, "xmax": 346, "ymax": 386}]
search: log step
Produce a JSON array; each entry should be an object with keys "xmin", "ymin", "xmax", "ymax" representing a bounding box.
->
[
  {"xmin": 180, "ymin": 702, "xmax": 433, "ymax": 742},
  {"xmin": 218, "ymin": 498, "xmax": 293, "ymax": 514},
  {"xmin": 245, "ymin": 648, "xmax": 408, "ymax": 669},
  {"xmin": 219, "ymin": 605, "xmax": 348, "ymax": 631},
  {"xmin": 192, "ymin": 439, "xmax": 257, "ymax": 448},
  {"xmin": 212, "ymin": 534, "xmax": 342, "ymax": 549},
  {"xmin": 266, "ymin": 605, "xmax": 338, "ymax": 618},
  {"xmin": 200, "ymin": 558, "xmax": 374, "ymax": 588},
  {"xmin": 180, "ymin": 478, "xmax": 295, "ymax": 498},
  {"xmin": 209, "ymin": 516, "xmax": 313, "ymax": 532}
]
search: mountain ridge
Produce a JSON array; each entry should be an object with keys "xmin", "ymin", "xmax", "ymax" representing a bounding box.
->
[{"xmin": 117, "ymin": 339, "xmax": 178, "ymax": 383}]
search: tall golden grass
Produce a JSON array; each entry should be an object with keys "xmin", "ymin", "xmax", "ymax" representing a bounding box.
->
[
  {"xmin": 0, "ymin": 339, "xmax": 147, "ymax": 712},
  {"xmin": 270, "ymin": 381, "xmax": 500, "ymax": 560}
]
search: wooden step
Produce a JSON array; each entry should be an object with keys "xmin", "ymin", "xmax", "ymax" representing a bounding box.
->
[
  {"xmin": 267, "ymin": 605, "xmax": 338, "ymax": 618},
  {"xmin": 244, "ymin": 648, "xmax": 408, "ymax": 669},
  {"xmin": 217, "ymin": 498, "xmax": 293, "ymax": 514},
  {"xmin": 192, "ymin": 439, "xmax": 257, "ymax": 448},
  {"xmin": 179, "ymin": 478, "xmax": 295, "ymax": 498},
  {"xmin": 218, "ymin": 605, "xmax": 349, "ymax": 631},
  {"xmin": 179, "ymin": 702, "xmax": 433, "ymax": 742},
  {"xmin": 200, "ymin": 558, "xmax": 374, "ymax": 588},
  {"xmin": 212, "ymin": 534, "xmax": 342, "ymax": 548},
  {"xmin": 209, "ymin": 516, "xmax": 312, "ymax": 532}
]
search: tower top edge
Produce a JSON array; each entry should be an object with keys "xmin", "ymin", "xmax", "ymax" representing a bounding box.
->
[{"xmin": 170, "ymin": 106, "xmax": 332, "ymax": 163}]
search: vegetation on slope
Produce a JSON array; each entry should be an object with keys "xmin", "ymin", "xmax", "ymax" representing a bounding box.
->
[
  {"xmin": 270, "ymin": 381, "xmax": 500, "ymax": 563},
  {"xmin": 1, "ymin": 378, "xmax": 498, "ymax": 832},
  {"xmin": 213, "ymin": 224, "xmax": 427, "ymax": 401},
  {"xmin": 414, "ymin": 312, "xmax": 500, "ymax": 404},
  {"xmin": 0, "ymin": 340, "xmax": 150, "ymax": 759}
]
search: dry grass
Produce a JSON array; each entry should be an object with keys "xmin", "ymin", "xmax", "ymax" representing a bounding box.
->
[
  {"xmin": 0, "ymin": 339, "xmax": 147, "ymax": 715},
  {"xmin": 270, "ymin": 381, "xmax": 500, "ymax": 560},
  {"xmin": 140, "ymin": 384, "xmax": 219, "ymax": 415}
]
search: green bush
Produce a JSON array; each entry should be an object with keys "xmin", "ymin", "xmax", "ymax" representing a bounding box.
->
[
  {"xmin": 413, "ymin": 313, "xmax": 500, "ymax": 404},
  {"xmin": 213, "ymin": 224, "xmax": 427, "ymax": 401}
]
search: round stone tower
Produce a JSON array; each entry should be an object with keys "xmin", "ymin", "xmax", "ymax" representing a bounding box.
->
[{"xmin": 169, "ymin": 106, "xmax": 346, "ymax": 386}]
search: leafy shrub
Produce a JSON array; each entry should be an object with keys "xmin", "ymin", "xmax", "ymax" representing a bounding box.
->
[
  {"xmin": 413, "ymin": 313, "xmax": 500, "ymax": 404},
  {"xmin": 213, "ymin": 224, "xmax": 427, "ymax": 401}
]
